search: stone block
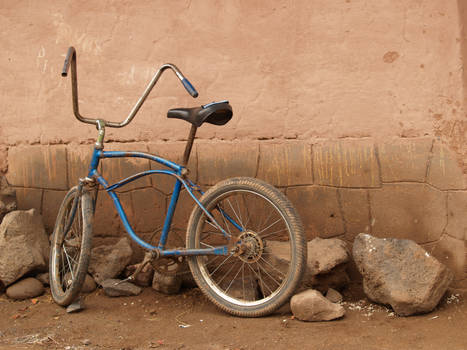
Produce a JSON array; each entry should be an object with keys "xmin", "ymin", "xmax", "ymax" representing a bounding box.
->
[
  {"xmin": 130, "ymin": 187, "xmax": 166, "ymax": 233},
  {"xmin": 93, "ymin": 191, "xmax": 122, "ymax": 237},
  {"xmin": 14, "ymin": 188, "xmax": 42, "ymax": 212},
  {"xmin": 287, "ymin": 186, "xmax": 344, "ymax": 240},
  {"xmin": 257, "ymin": 142, "xmax": 313, "ymax": 186},
  {"xmin": 377, "ymin": 138, "xmax": 432, "ymax": 182},
  {"xmin": 101, "ymin": 143, "xmax": 151, "ymax": 191},
  {"xmin": 7, "ymin": 145, "xmax": 67, "ymax": 190},
  {"xmin": 67, "ymin": 144, "xmax": 103, "ymax": 187},
  {"xmin": 338, "ymin": 189, "xmax": 370, "ymax": 241},
  {"xmin": 369, "ymin": 184, "xmax": 446, "ymax": 243},
  {"xmin": 147, "ymin": 142, "xmax": 198, "ymax": 194},
  {"xmin": 430, "ymin": 235, "xmax": 466, "ymax": 284},
  {"xmin": 427, "ymin": 142, "xmax": 466, "ymax": 190},
  {"xmin": 197, "ymin": 142, "xmax": 259, "ymax": 185},
  {"xmin": 169, "ymin": 189, "xmax": 197, "ymax": 231},
  {"xmin": 446, "ymin": 191, "xmax": 467, "ymax": 240},
  {"xmin": 0, "ymin": 145, "xmax": 7, "ymax": 173},
  {"xmin": 313, "ymin": 139, "xmax": 380, "ymax": 188},
  {"xmin": 41, "ymin": 190, "xmax": 67, "ymax": 233}
]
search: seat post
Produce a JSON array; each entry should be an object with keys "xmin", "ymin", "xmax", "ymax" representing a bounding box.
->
[{"xmin": 182, "ymin": 124, "xmax": 198, "ymax": 167}]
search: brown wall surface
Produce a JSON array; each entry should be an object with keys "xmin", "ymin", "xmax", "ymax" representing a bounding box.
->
[{"xmin": 1, "ymin": 1, "xmax": 466, "ymax": 287}]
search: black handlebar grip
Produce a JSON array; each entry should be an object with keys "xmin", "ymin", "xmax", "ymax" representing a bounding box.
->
[
  {"xmin": 62, "ymin": 47, "xmax": 75, "ymax": 77},
  {"xmin": 182, "ymin": 78, "xmax": 199, "ymax": 98}
]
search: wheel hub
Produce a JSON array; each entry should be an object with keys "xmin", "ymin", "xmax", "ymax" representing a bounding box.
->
[{"xmin": 235, "ymin": 231, "xmax": 264, "ymax": 263}]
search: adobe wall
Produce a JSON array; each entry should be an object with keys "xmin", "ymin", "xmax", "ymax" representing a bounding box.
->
[{"xmin": 1, "ymin": 1, "xmax": 465, "ymax": 287}]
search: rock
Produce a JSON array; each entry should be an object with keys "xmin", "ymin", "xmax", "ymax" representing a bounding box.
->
[
  {"xmin": 0, "ymin": 177, "xmax": 17, "ymax": 223},
  {"xmin": 290, "ymin": 289, "xmax": 345, "ymax": 321},
  {"xmin": 307, "ymin": 238, "xmax": 350, "ymax": 275},
  {"xmin": 124, "ymin": 263, "xmax": 154, "ymax": 287},
  {"xmin": 101, "ymin": 278, "xmax": 142, "ymax": 297},
  {"xmin": 6, "ymin": 277, "xmax": 44, "ymax": 300},
  {"xmin": 352, "ymin": 233, "xmax": 454, "ymax": 316},
  {"xmin": 81, "ymin": 274, "xmax": 97, "ymax": 293},
  {"xmin": 88, "ymin": 237, "xmax": 133, "ymax": 283},
  {"xmin": 0, "ymin": 209, "xmax": 49, "ymax": 286},
  {"xmin": 152, "ymin": 270, "xmax": 182, "ymax": 295},
  {"xmin": 325, "ymin": 288, "xmax": 343, "ymax": 303},
  {"xmin": 36, "ymin": 272, "xmax": 49, "ymax": 286},
  {"xmin": 307, "ymin": 264, "xmax": 350, "ymax": 293},
  {"xmin": 264, "ymin": 240, "xmax": 350, "ymax": 292}
]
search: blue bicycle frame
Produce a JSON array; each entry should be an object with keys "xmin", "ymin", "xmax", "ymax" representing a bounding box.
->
[{"xmin": 86, "ymin": 147, "xmax": 241, "ymax": 258}]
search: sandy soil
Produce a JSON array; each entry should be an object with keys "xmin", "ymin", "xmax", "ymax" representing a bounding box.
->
[{"xmin": 0, "ymin": 285, "xmax": 465, "ymax": 350}]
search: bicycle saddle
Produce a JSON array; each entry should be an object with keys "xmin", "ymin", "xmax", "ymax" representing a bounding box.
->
[{"xmin": 167, "ymin": 100, "xmax": 232, "ymax": 127}]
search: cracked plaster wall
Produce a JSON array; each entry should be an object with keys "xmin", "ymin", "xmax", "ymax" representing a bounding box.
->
[{"xmin": 0, "ymin": 1, "xmax": 466, "ymax": 287}]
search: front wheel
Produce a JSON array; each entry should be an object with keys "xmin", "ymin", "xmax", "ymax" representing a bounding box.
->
[
  {"xmin": 186, "ymin": 177, "xmax": 306, "ymax": 317},
  {"xmin": 49, "ymin": 186, "xmax": 93, "ymax": 306}
]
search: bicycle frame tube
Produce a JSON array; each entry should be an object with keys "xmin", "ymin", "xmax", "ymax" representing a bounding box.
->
[{"xmin": 86, "ymin": 148, "xmax": 233, "ymax": 256}]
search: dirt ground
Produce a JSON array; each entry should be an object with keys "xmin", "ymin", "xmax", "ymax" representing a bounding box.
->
[{"xmin": 0, "ymin": 284, "xmax": 465, "ymax": 350}]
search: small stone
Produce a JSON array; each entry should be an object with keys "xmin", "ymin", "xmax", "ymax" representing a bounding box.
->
[
  {"xmin": 6, "ymin": 277, "xmax": 44, "ymax": 300},
  {"xmin": 101, "ymin": 279, "xmax": 142, "ymax": 297},
  {"xmin": 152, "ymin": 270, "xmax": 182, "ymax": 295},
  {"xmin": 290, "ymin": 289, "xmax": 345, "ymax": 321},
  {"xmin": 66, "ymin": 298, "xmax": 85, "ymax": 313},
  {"xmin": 36, "ymin": 272, "xmax": 49, "ymax": 286},
  {"xmin": 81, "ymin": 274, "xmax": 97, "ymax": 293},
  {"xmin": 82, "ymin": 339, "xmax": 91, "ymax": 346},
  {"xmin": 325, "ymin": 288, "xmax": 343, "ymax": 303}
]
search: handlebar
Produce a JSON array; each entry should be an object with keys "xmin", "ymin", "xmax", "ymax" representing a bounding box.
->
[{"xmin": 61, "ymin": 46, "xmax": 198, "ymax": 128}]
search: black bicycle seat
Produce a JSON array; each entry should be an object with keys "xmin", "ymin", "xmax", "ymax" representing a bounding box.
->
[{"xmin": 167, "ymin": 100, "xmax": 232, "ymax": 127}]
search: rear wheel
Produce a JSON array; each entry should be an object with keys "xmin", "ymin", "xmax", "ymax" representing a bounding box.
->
[
  {"xmin": 186, "ymin": 177, "xmax": 306, "ymax": 317},
  {"xmin": 49, "ymin": 186, "xmax": 93, "ymax": 306}
]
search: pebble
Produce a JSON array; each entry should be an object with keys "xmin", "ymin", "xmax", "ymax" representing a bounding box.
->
[
  {"xmin": 6, "ymin": 277, "xmax": 44, "ymax": 300},
  {"xmin": 325, "ymin": 288, "xmax": 343, "ymax": 303}
]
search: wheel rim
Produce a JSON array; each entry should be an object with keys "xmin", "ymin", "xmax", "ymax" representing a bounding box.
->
[
  {"xmin": 194, "ymin": 189, "xmax": 295, "ymax": 307},
  {"xmin": 51, "ymin": 192, "xmax": 84, "ymax": 297}
]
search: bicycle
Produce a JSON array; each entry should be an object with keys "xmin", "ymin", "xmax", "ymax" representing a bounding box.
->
[{"xmin": 49, "ymin": 47, "xmax": 306, "ymax": 317}]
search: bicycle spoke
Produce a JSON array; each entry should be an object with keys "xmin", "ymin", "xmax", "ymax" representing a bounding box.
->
[
  {"xmin": 209, "ymin": 254, "xmax": 233, "ymax": 277},
  {"xmin": 225, "ymin": 262, "xmax": 245, "ymax": 294},
  {"xmin": 258, "ymin": 217, "xmax": 282, "ymax": 234},
  {"xmin": 258, "ymin": 256, "xmax": 287, "ymax": 278},
  {"xmin": 226, "ymin": 198, "xmax": 245, "ymax": 230},
  {"xmin": 259, "ymin": 227, "xmax": 288, "ymax": 240},
  {"xmin": 217, "ymin": 260, "xmax": 240, "ymax": 286},
  {"xmin": 256, "ymin": 262, "xmax": 281, "ymax": 288}
]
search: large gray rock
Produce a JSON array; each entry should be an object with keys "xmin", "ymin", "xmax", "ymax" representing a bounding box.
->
[
  {"xmin": 0, "ymin": 209, "xmax": 49, "ymax": 287},
  {"xmin": 352, "ymin": 233, "xmax": 454, "ymax": 316},
  {"xmin": 88, "ymin": 237, "xmax": 133, "ymax": 283},
  {"xmin": 290, "ymin": 289, "xmax": 345, "ymax": 321},
  {"xmin": 0, "ymin": 177, "xmax": 17, "ymax": 223},
  {"xmin": 6, "ymin": 277, "xmax": 44, "ymax": 300}
]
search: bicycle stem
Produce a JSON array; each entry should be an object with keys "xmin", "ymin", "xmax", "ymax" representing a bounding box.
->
[{"xmin": 61, "ymin": 46, "xmax": 198, "ymax": 129}]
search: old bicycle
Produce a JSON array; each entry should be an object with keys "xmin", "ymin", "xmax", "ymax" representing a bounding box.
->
[{"xmin": 49, "ymin": 47, "xmax": 306, "ymax": 317}]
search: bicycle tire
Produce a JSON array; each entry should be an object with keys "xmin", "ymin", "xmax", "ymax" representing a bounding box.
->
[
  {"xmin": 186, "ymin": 177, "xmax": 306, "ymax": 317},
  {"xmin": 49, "ymin": 186, "xmax": 93, "ymax": 306}
]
